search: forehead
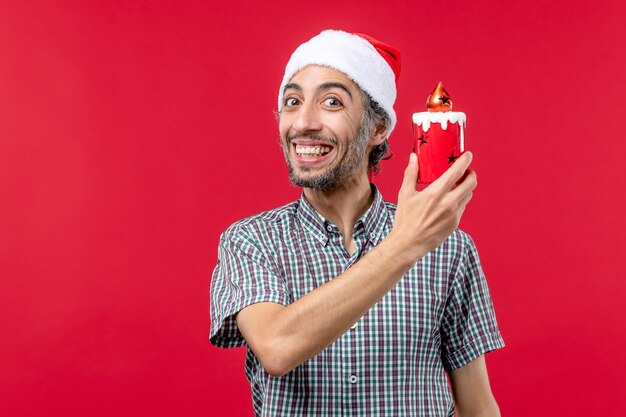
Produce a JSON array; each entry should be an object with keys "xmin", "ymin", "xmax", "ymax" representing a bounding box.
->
[{"xmin": 286, "ymin": 65, "xmax": 362, "ymax": 96}]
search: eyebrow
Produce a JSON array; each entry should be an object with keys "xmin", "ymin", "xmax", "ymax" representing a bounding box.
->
[
  {"xmin": 283, "ymin": 82, "xmax": 354, "ymax": 100},
  {"xmin": 283, "ymin": 83, "xmax": 302, "ymax": 93},
  {"xmin": 319, "ymin": 82, "xmax": 353, "ymax": 100}
]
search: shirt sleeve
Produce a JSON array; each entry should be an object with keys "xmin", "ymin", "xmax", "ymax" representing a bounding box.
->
[
  {"xmin": 440, "ymin": 233, "xmax": 505, "ymax": 371},
  {"xmin": 209, "ymin": 227, "xmax": 291, "ymax": 348}
]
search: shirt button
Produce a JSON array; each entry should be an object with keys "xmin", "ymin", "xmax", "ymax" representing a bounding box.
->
[
  {"xmin": 348, "ymin": 375, "xmax": 359, "ymax": 384},
  {"xmin": 326, "ymin": 225, "xmax": 333, "ymax": 232}
]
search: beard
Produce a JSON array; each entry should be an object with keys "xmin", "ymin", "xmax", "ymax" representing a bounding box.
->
[{"xmin": 281, "ymin": 122, "xmax": 372, "ymax": 192}]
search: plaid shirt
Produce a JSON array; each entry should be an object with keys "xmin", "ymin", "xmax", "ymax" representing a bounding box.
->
[{"xmin": 210, "ymin": 186, "xmax": 504, "ymax": 416}]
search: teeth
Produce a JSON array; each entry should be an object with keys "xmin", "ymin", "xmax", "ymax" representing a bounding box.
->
[{"xmin": 296, "ymin": 145, "xmax": 332, "ymax": 156}]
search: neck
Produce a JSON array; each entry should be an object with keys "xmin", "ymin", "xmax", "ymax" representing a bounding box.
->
[{"xmin": 303, "ymin": 172, "xmax": 373, "ymax": 251}]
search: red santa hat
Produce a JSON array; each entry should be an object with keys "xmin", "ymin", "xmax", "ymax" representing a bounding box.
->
[{"xmin": 278, "ymin": 29, "xmax": 401, "ymax": 138}]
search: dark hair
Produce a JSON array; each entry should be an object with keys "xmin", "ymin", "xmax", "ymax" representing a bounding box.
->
[{"xmin": 361, "ymin": 92, "xmax": 392, "ymax": 176}]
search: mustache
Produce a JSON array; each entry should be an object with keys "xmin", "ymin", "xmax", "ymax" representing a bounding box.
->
[{"xmin": 287, "ymin": 132, "xmax": 338, "ymax": 145}]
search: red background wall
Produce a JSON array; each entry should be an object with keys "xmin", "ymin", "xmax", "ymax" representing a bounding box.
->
[{"xmin": 1, "ymin": 1, "xmax": 625, "ymax": 415}]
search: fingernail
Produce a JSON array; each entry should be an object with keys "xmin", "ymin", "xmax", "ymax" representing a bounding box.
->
[{"xmin": 410, "ymin": 153, "xmax": 416, "ymax": 163}]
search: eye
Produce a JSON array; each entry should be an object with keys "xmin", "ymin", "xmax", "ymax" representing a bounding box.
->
[
  {"xmin": 284, "ymin": 97, "xmax": 300, "ymax": 107},
  {"xmin": 323, "ymin": 97, "xmax": 343, "ymax": 107}
]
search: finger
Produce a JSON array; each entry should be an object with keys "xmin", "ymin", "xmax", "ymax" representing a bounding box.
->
[
  {"xmin": 454, "ymin": 167, "xmax": 470, "ymax": 188},
  {"xmin": 450, "ymin": 169, "xmax": 477, "ymax": 198},
  {"xmin": 435, "ymin": 151, "xmax": 473, "ymax": 190},
  {"xmin": 458, "ymin": 190, "xmax": 474, "ymax": 210},
  {"xmin": 400, "ymin": 153, "xmax": 418, "ymax": 196},
  {"xmin": 455, "ymin": 196, "xmax": 470, "ymax": 223},
  {"xmin": 455, "ymin": 190, "xmax": 474, "ymax": 220}
]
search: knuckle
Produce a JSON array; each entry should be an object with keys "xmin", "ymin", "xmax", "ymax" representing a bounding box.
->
[{"xmin": 442, "ymin": 201, "xmax": 455, "ymax": 216}]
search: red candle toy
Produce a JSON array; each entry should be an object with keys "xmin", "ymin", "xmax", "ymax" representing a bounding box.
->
[{"xmin": 412, "ymin": 82, "xmax": 466, "ymax": 185}]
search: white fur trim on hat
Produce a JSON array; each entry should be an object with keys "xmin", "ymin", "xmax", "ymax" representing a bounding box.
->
[{"xmin": 278, "ymin": 30, "xmax": 397, "ymax": 138}]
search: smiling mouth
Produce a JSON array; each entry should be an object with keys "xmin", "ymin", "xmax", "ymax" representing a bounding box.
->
[{"xmin": 294, "ymin": 144, "xmax": 333, "ymax": 157}]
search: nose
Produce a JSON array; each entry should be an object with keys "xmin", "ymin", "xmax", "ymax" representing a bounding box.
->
[{"xmin": 292, "ymin": 101, "xmax": 322, "ymax": 134}]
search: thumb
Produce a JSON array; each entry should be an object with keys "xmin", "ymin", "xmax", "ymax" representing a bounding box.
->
[{"xmin": 400, "ymin": 153, "xmax": 418, "ymax": 196}]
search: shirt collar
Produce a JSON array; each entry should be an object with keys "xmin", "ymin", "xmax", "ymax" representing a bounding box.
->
[{"xmin": 297, "ymin": 184, "xmax": 388, "ymax": 246}]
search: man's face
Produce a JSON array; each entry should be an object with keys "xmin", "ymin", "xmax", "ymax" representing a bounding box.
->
[{"xmin": 279, "ymin": 65, "xmax": 372, "ymax": 192}]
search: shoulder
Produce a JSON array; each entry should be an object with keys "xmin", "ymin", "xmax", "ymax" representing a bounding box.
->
[
  {"xmin": 445, "ymin": 228, "xmax": 475, "ymax": 254},
  {"xmin": 428, "ymin": 228, "xmax": 476, "ymax": 269},
  {"xmin": 221, "ymin": 200, "xmax": 300, "ymax": 244}
]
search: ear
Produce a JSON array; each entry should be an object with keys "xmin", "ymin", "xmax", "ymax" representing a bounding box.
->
[{"xmin": 369, "ymin": 121, "xmax": 388, "ymax": 146}]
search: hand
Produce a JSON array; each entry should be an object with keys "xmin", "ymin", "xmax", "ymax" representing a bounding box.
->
[{"xmin": 390, "ymin": 152, "xmax": 477, "ymax": 264}]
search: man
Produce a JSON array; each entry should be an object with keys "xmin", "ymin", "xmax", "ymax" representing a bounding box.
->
[{"xmin": 210, "ymin": 29, "xmax": 504, "ymax": 416}]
